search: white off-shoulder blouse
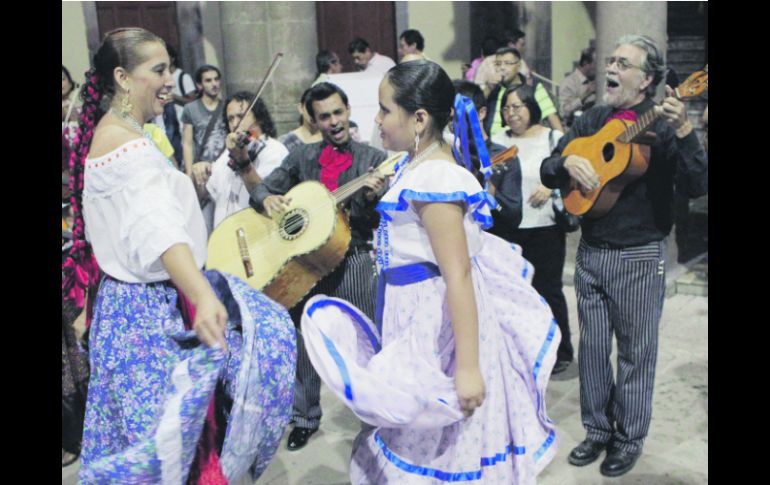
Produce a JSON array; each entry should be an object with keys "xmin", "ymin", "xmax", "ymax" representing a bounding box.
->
[{"xmin": 83, "ymin": 137, "xmax": 207, "ymax": 283}]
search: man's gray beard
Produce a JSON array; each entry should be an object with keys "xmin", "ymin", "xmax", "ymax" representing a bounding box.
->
[
  {"xmin": 603, "ymin": 84, "xmax": 642, "ymax": 109},
  {"xmin": 602, "ymin": 91, "xmax": 628, "ymax": 109}
]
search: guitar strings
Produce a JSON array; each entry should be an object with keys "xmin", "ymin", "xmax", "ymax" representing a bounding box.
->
[{"xmin": 219, "ymin": 161, "xmax": 398, "ymax": 250}]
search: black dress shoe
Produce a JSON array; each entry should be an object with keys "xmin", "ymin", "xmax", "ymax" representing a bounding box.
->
[
  {"xmin": 552, "ymin": 359, "xmax": 572, "ymax": 375},
  {"xmin": 567, "ymin": 439, "xmax": 607, "ymax": 466},
  {"xmin": 287, "ymin": 426, "xmax": 318, "ymax": 451},
  {"xmin": 600, "ymin": 448, "xmax": 640, "ymax": 477}
]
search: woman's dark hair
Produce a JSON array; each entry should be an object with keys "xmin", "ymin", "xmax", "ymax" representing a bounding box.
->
[
  {"xmin": 86, "ymin": 28, "xmax": 165, "ymax": 123},
  {"xmin": 315, "ymin": 50, "xmax": 339, "ymax": 77},
  {"xmin": 62, "ymin": 65, "xmax": 78, "ymax": 97},
  {"xmin": 63, "ymin": 27, "xmax": 165, "ymax": 309},
  {"xmin": 304, "ymin": 82, "xmax": 349, "ymax": 120},
  {"xmin": 500, "ymin": 83, "xmax": 541, "ymax": 128},
  {"xmin": 385, "ymin": 60, "xmax": 455, "ymax": 138},
  {"xmin": 222, "ymin": 91, "xmax": 277, "ymax": 138}
]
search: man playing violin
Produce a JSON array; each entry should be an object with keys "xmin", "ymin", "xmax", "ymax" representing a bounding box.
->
[
  {"xmin": 541, "ymin": 35, "xmax": 707, "ymax": 478},
  {"xmin": 249, "ymin": 82, "xmax": 387, "ymax": 452},
  {"xmin": 197, "ymin": 91, "xmax": 288, "ymax": 228}
]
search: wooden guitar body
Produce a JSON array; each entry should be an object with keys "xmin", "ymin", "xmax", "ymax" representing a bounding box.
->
[
  {"xmin": 562, "ymin": 118, "xmax": 650, "ymax": 218},
  {"xmin": 206, "ymin": 181, "xmax": 351, "ymax": 309},
  {"xmin": 560, "ymin": 65, "xmax": 707, "ymax": 218}
]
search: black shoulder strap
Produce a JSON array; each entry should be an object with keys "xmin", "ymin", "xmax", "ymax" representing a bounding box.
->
[{"xmin": 178, "ymin": 70, "xmax": 188, "ymax": 97}]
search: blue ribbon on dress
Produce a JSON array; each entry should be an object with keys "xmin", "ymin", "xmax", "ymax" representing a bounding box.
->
[
  {"xmin": 452, "ymin": 94, "xmax": 492, "ymax": 181},
  {"xmin": 375, "ymin": 262, "xmax": 441, "ymax": 333}
]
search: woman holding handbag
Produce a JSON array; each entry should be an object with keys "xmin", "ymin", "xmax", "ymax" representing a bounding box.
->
[{"xmin": 491, "ymin": 83, "xmax": 574, "ymax": 374}]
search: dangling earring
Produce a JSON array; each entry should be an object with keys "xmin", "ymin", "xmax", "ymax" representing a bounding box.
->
[
  {"xmin": 120, "ymin": 88, "xmax": 133, "ymax": 116},
  {"xmin": 414, "ymin": 132, "xmax": 420, "ymax": 153}
]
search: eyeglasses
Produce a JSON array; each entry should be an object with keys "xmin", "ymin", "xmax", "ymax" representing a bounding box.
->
[
  {"xmin": 604, "ymin": 56, "xmax": 644, "ymax": 72},
  {"xmin": 494, "ymin": 60, "xmax": 521, "ymax": 68},
  {"xmin": 502, "ymin": 103, "xmax": 526, "ymax": 114}
]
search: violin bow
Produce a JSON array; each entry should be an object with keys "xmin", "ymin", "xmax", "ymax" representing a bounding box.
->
[
  {"xmin": 232, "ymin": 52, "xmax": 284, "ymax": 134},
  {"xmin": 213, "ymin": 52, "xmax": 284, "ymax": 162}
]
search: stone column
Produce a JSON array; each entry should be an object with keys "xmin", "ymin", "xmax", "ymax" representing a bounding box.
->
[
  {"xmin": 595, "ymin": 1, "xmax": 668, "ymax": 102},
  {"xmin": 517, "ymin": 1, "xmax": 552, "ymax": 81},
  {"xmin": 219, "ymin": 1, "xmax": 318, "ymax": 135}
]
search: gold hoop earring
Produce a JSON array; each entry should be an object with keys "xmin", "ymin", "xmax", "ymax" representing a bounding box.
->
[{"xmin": 120, "ymin": 89, "xmax": 133, "ymax": 116}]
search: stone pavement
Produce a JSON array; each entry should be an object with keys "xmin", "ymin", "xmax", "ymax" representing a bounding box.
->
[{"xmin": 63, "ymin": 278, "xmax": 707, "ymax": 485}]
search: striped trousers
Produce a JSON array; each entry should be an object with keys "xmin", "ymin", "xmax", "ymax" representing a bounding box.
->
[
  {"xmin": 289, "ymin": 250, "xmax": 378, "ymax": 430},
  {"xmin": 574, "ymin": 238, "xmax": 666, "ymax": 453}
]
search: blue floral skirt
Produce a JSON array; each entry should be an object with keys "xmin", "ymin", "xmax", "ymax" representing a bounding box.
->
[{"xmin": 79, "ymin": 270, "xmax": 296, "ymax": 484}]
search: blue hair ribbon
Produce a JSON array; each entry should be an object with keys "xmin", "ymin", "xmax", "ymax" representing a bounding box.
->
[{"xmin": 452, "ymin": 94, "xmax": 492, "ymax": 181}]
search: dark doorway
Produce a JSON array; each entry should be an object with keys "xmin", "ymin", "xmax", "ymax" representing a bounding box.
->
[
  {"xmin": 95, "ymin": 1, "xmax": 183, "ymax": 66},
  {"xmin": 668, "ymin": 1, "xmax": 708, "ymax": 38},
  {"xmin": 469, "ymin": 2, "xmax": 517, "ymax": 62},
  {"xmin": 316, "ymin": 1, "xmax": 397, "ymax": 73}
]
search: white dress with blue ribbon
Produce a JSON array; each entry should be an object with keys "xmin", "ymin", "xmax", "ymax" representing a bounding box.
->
[{"xmin": 301, "ymin": 158, "xmax": 560, "ymax": 484}]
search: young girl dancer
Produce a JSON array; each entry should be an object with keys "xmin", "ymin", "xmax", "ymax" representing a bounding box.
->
[{"xmin": 301, "ymin": 60, "xmax": 560, "ymax": 483}]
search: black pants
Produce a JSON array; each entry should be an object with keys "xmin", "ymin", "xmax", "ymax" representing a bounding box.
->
[
  {"xmin": 508, "ymin": 225, "xmax": 573, "ymax": 363},
  {"xmin": 574, "ymin": 239, "xmax": 666, "ymax": 453}
]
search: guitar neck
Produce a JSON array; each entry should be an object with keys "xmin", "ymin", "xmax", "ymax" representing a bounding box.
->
[
  {"xmin": 332, "ymin": 172, "xmax": 372, "ymax": 205},
  {"xmin": 331, "ymin": 152, "xmax": 404, "ymax": 205},
  {"xmin": 617, "ymin": 107, "xmax": 661, "ymax": 144}
]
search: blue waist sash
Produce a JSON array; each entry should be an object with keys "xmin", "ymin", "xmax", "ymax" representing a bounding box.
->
[{"xmin": 375, "ymin": 262, "xmax": 441, "ymax": 332}]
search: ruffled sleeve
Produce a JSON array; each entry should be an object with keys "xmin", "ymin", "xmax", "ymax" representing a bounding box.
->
[
  {"xmin": 119, "ymin": 167, "xmax": 196, "ymax": 274},
  {"xmin": 83, "ymin": 140, "xmax": 205, "ymax": 281},
  {"xmin": 376, "ymin": 159, "xmax": 497, "ymax": 229}
]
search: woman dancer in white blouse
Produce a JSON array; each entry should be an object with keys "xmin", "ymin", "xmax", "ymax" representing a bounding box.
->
[{"xmin": 63, "ymin": 27, "xmax": 296, "ymax": 484}]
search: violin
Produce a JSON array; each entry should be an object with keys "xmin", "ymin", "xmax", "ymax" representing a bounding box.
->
[
  {"xmin": 219, "ymin": 52, "xmax": 284, "ymax": 172},
  {"xmin": 227, "ymin": 126, "xmax": 263, "ymax": 173},
  {"xmin": 489, "ymin": 144, "xmax": 519, "ymax": 174}
]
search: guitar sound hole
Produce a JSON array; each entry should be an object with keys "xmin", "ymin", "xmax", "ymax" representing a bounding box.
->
[
  {"xmin": 284, "ymin": 214, "xmax": 304, "ymax": 235},
  {"xmin": 278, "ymin": 208, "xmax": 309, "ymax": 240},
  {"xmin": 602, "ymin": 143, "xmax": 615, "ymax": 162}
]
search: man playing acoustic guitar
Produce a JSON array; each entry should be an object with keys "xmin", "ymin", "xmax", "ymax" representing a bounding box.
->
[
  {"xmin": 541, "ymin": 35, "xmax": 707, "ymax": 478},
  {"xmin": 249, "ymin": 82, "xmax": 387, "ymax": 452}
]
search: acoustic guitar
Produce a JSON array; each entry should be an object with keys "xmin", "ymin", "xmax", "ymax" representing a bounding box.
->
[
  {"xmin": 562, "ymin": 66, "xmax": 708, "ymax": 218},
  {"xmin": 206, "ymin": 151, "xmax": 404, "ymax": 309}
]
